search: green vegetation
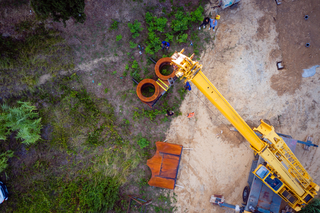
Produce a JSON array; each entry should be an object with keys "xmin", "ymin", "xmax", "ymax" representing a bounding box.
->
[
  {"xmin": 0, "ymin": 0, "xmax": 208, "ymax": 211},
  {"xmin": 300, "ymin": 198, "xmax": 320, "ymax": 213},
  {"xmin": 0, "ymin": 150, "xmax": 14, "ymax": 173},
  {"xmin": 129, "ymin": 41, "xmax": 138, "ymax": 48},
  {"xmin": 160, "ymin": 65, "xmax": 172, "ymax": 75},
  {"xmin": 15, "ymin": 171, "xmax": 120, "ymax": 212},
  {"xmin": 0, "ymin": 102, "xmax": 42, "ymax": 145},
  {"xmin": 110, "ymin": 19, "xmax": 119, "ymax": 30},
  {"xmin": 58, "ymin": 174, "xmax": 119, "ymax": 212},
  {"xmin": 128, "ymin": 20, "xmax": 143, "ymax": 39},
  {"xmin": 116, "ymin": 34, "xmax": 123, "ymax": 41},
  {"xmin": 130, "ymin": 60, "xmax": 142, "ymax": 81},
  {"xmin": 31, "ymin": 0, "xmax": 86, "ymax": 26},
  {"xmin": 137, "ymin": 136, "xmax": 150, "ymax": 149},
  {"xmin": 143, "ymin": 5, "xmax": 204, "ymax": 56},
  {"xmin": 0, "ymin": 23, "xmax": 74, "ymax": 96}
]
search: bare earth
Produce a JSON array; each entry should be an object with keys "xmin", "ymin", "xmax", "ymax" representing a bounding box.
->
[{"xmin": 166, "ymin": 0, "xmax": 320, "ymax": 212}]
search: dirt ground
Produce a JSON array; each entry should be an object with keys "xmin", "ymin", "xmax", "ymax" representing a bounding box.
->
[{"xmin": 165, "ymin": 0, "xmax": 320, "ymax": 212}]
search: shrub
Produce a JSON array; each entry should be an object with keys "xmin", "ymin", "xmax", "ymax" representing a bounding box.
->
[
  {"xmin": 171, "ymin": 11, "xmax": 190, "ymax": 32},
  {"xmin": 177, "ymin": 33, "xmax": 188, "ymax": 43},
  {"xmin": 190, "ymin": 6, "xmax": 204, "ymax": 22},
  {"xmin": 132, "ymin": 60, "xmax": 139, "ymax": 70},
  {"xmin": 30, "ymin": 0, "xmax": 86, "ymax": 26},
  {"xmin": 58, "ymin": 175, "xmax": 120, "ymax": 212},
  {"xmin": 127, "ymin": 20, "xmax": 143, "ymax": 39},
  {"xmin": 300, "ymin": 198, "xmax": 320, "ymax": 213},
  {"xmin": 0, "ymin": 150, "xmax": 14, "ymax": 173},
  {"xmin": 165, "ymin": 33, "xmax": 174, "ymax": 41},
  {"xmin": 145, "ymin": 12, "xmax": 167, "ymax": 32},
  {"xmin": 110, "ymin": 19, "xmax": 119, "ymax": 30},
  {"xmin": 130, "ymin": 60, "xmax": 141, "ymax": 81},
  {"xmin": 116, "ymin": 34, "xmax": 122, "ymax": 41},
  {"xmin": 137, "ymin": 136, "xmax": 150, "ymax": 149},
  {"xmin": 0, "ymin": 101, "xmax": 42, "ymax": 145},
  {"xmin": 145, "ymin": 31, "xmax": 161, "ymax": 55},
  {"xmin": 129, "ymin": 41, "xmax": 137, "ymax": 48}
]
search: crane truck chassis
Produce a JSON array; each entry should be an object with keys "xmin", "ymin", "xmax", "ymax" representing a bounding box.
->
[
  {"xmin": 210, "ymin": 135, "xmax": 299, "ymax": 213},
  {"xmin": 170, "ymin": 49, "xmax": 319, "ymax": 211}
]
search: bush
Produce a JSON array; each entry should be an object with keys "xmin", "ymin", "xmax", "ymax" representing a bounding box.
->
[
  {"xmin": 31, "ymin": 0, "xmax": 86, "ymax": 26},
  {"xmin": 145, "ymin": 31, "xmax": 161, "ymax": 55},
  {"xmin": 300, "ymin": 198, "xmax": 320, "ymax": 213},
  {"xmin": 127, "ymin": 20, "xmax": 143, "ymax": 39},
  {"xmin": 190, "ymin": 6, "xmax": 204, "ymax": 22},
  {"xmin": 110, "ymin": 19, "xmax": 119, "ymax": 30},
  {"xmin": 165, "ymin": 33, "xmax": 174, "ymax": 41},
  {"xmin": 59, "ymin": 176, "xmax": 120, "ymax": 212},
  {"xmin": 0, "ymin": 150, "xmax": 14, "ymax": 173},
  {"xmin": 129, "ymin": 41, "xmax": 137, "ymax": 48},
  {"xmin": 0, "ymin": 101, "xmax": 42, "ymax": 145},
  {"xmin": 116, "ymin": 34, "xmax": 122, "ymax": 41},
  {"xmin": 171, "ymin": 11, "xmax": 190, "ymax": 32},
  {"xmin": 177, "ymin": 33, "xmax": 188, "ymax": 43},
  {"xmin": 145, "ymin": 12, "xmax": 168, "ymax": 32},
  {"xmin": 137, "ymin": 136, "xmax": 150, "ymax": 149},
  {"xmin": 130, "ymin": 60, "xmax": 141, "ymax": 80}
]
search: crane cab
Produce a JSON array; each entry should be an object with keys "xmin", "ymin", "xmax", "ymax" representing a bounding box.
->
[
  {"xmin": 253, "ymin": 164, "xmax": 303, "ymax": 211},
  {"xmin": 254, "ymin": 165, "xmax": 284, "ymax": 193}
]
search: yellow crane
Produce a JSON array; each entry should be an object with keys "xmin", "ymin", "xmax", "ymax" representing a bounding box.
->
[{"xmin": 170, "ymin": 49, "xmax": 319, "ymax": 211}]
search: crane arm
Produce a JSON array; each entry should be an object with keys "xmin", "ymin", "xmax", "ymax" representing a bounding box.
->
[
  {"xmin": 192, "ymin": 70, "xmax": 265, "ymax": 152},
  {"xmin": 170, "ymin": 49, "xmax": 319, "ymax": 211}
]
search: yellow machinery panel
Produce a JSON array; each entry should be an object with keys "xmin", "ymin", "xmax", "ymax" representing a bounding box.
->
[{"xmin": 170, "ymin": 49, "xmax": 319, "ymax": 211}]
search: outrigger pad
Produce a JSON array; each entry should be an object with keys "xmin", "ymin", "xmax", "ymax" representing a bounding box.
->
[{"xmin": 147, "ymin": 141, "xmax": 183, "ymax": 189}]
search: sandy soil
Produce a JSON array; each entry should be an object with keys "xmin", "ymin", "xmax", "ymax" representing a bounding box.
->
[{"xmin": 165, "ymin": 0, "xmax": 320, "ymax": 212}]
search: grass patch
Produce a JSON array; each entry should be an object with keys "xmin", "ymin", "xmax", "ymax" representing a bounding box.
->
[{"xmin": 0, "ymin": 22, "xmax": 74, "ymax": 97}]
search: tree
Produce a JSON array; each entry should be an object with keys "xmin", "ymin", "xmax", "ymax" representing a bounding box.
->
[
  {"xmin": 31, "ymin": 0, "xmax": 86, "ymax": 26},
  {"xmin": 300, "ymin": 198, "xmax": 320, "ymax": 213}
]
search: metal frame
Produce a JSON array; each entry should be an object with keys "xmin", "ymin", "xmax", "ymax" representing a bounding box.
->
[{"xmin": 127, "ymin": 195, "xmax": 152, "ymax": 213}]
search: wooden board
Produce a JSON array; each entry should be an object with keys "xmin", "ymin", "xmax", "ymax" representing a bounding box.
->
[{"xmin": 147, "ymin": 141, "xmax": 183, "ymax": 189}]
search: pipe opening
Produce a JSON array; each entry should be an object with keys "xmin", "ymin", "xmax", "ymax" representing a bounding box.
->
[
  {"xmin": 160, "ymin": 64, "xmax": 174, "ymax": 76},
  {"xmin": 141, "ymin": 83, "xmax": 156, "ymax": 98}
]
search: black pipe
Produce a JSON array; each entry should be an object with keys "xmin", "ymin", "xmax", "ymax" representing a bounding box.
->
[
  {"xmin": 132, "ymin": 78, "xmax": 139, "ymax": 85},
  {"xmin": 148, "ymin": 57, "xmax": 157, "ymax": 64}
]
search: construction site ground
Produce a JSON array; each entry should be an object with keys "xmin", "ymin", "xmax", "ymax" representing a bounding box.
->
[
  {"xmin": 168, "ymin": 0, "xmax": 320, "ymax": 212},
  {"xmin": 1, "ymin": 0, "xmax": 320, "ymax": 212}
]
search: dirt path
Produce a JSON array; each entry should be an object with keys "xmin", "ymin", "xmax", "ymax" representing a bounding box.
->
[{"xmin": 165, "ymin": 0, "xmax": 320, "ymax": 212}]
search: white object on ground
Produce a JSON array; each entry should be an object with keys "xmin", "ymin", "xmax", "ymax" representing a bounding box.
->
[
  {"xmin": 183, "ymin": 148, "xmax": 193, "ymax": 150},
  {"xmin": 302, "ymin": 65, "xmax": 319, "ymax": 78},
  {"xmin": 221, "ymin": 0, "xmax": 240, "ymax": 9},
  {"xmin": 175, "ymin": 184, "xmax": 184, "ymax": 188}
]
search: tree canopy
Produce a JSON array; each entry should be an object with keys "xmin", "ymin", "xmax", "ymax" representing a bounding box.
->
[{"xmin": 300, "ymin": 199, "xmax": 320, "ymax": 213}]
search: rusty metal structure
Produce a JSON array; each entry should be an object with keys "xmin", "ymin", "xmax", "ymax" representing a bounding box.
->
[{"xmin": 136, "ymin": 57, "xmax": 176, "ymax": 108}]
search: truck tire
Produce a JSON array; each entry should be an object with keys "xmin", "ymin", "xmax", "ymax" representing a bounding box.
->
[{"xmin": 243, "ymin": 186, "xmax": 250, "ymax": 204}]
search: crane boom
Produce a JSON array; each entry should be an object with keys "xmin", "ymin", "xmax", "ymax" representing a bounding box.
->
[{"xmin": 170, "ymin": 49, "xmax": 319, "ymax": 211}]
